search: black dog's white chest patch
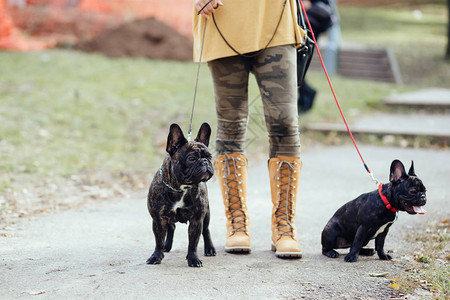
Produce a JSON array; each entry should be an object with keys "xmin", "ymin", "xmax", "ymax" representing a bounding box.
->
[
  {"xmin": 371, "ymin": 223, "xmax": 390, "ymax": 239},
  {"xmin": 171, "ymin": 185, "xmax": 191, "ymax": 212},
  {"xmin": 371, "ymin": 213, "xmax": 398, "ymax": 239}
]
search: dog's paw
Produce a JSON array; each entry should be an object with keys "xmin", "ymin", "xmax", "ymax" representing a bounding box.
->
[
  {"xmin": 204, "ymin": 246, "xmax": 216, "ymax": 256},
  {"xmin": 359, "ymin": 248, "xmax": 376, "ymax": 256},
  {"xmin": 378, "ymin": 253, "xmax": 393, "ymax": 260},
  {"xmin": 164, "ymin": 238, "xmax": 173, "ymax": 252},
  {"xmin": 146, "ymin": 251, "xmax": 164, "ymax": 265},
  {"xmin": 323, "ymin": 250, "xmax": 339, "ymax": 258},
  {"xmin": 344, "ymin": 253, "xmax": 358, "ymax": 262},
  {"xmin": 186, "ymin": 253, "xmax": 203, "ymax": 267}
]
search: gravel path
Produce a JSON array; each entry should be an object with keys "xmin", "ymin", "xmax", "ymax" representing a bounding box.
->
[{"xmin": 1, "ymin": 145, "xmax": 448, "ymax": 299}]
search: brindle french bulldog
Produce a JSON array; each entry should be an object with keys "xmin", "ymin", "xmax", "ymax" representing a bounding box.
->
[
  {"xmin": 146, "ymin": 123, "xmax": 215, "ymax": 267},
  {"xmin": 321, "ymin": 159, "xmax": 427, "ymax": 262}
]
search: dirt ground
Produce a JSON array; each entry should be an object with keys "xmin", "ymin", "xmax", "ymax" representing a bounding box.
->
[
  {"xmin": 1, "ymin": 145, "xmax": 448, "ymax": 299},
  {"xmin": 75, "ymin": 17, "xmax": 193, "ymax": 61}
]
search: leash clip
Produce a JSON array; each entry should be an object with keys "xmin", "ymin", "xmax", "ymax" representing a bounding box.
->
[{"xmin": 369, "ymin": 171, "xmax": 380, "ymax": 186}]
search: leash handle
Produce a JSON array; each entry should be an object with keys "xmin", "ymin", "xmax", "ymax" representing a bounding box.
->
[
  {"xmin": 297, "ymin": 0, "xmax": 377, "ymax": 185},
  {"xmin": 197, "ymin": 0, "xmax": 214, "ymax": 15}
]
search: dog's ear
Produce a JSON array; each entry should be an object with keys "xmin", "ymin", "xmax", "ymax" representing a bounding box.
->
[
  {"xmin": 166, "ymin": 124, "xmax": 187, "ymax": 156},
  {"xmin": 194, "ymin": 122, "xmax": 211, "ymax": 147},
  {"xmin": 389, "ymin": 159, "xmax": 407, "ymax": 182},
  {"xmin": 408, "ymin": 160, "xmax": 416, "ymax": 176}
]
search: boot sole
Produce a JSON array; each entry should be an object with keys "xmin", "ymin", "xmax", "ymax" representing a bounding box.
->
[
  {"xmin": 271, "ymin": 244, "xmax": 302, "ymax": 258},
  {"xmin": 225, "ymin": 246, "xmax": 251, "ymax": 253}
]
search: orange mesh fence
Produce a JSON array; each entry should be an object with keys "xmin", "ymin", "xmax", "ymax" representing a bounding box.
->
[
  {"xmin": 79, "ymin": 0, "xmax": 193, "ymax": 37},
  {"xmin": 0, "ymin": 0, "xmax": 13, "ymax": 38},
  {"xmin": 1, "ymin": 0, "xmax": 193, "ymax": 51}
]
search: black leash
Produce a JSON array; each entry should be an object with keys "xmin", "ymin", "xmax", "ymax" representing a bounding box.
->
[
  {"xmin": 188, "ymin": 4, "xmax": 211, "ymax": 141},
  {"xmin": 211, "ymin": 0, "xmax": 287, "ymax": 58}
]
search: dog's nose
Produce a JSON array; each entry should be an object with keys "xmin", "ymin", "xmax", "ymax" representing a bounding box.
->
[{"xmin": 420, "ymin": 193, "xmax": 426, "ymax": 202}]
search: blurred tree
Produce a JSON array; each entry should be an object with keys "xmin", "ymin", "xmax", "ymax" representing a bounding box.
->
[{"xmin": 446, "ymin": 0, "xmax": 450, "ymax": 59}]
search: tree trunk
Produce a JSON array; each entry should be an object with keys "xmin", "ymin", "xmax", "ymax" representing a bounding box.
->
[{"xmin": 446, "ymin": 0, "xmax": 450, "ymax": 59}]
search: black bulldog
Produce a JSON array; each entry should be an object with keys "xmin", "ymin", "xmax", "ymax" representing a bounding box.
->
[
  {"xmin": 146, "ymin": 123, "xmax": 215, "ymax": 267},
  {"xmin": 321, "ymin": 159, "xmax": 427, "ymax": 262}
]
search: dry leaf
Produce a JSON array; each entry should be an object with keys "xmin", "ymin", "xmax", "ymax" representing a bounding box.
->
[
  {"xmin": 389, "ymin": 283, "xmax": 400, "ymax": 290},
  {"xmin": 29, "ymin": 291, "xmax": 45, "ymax": 295},
  {"xmin": 369, "ymin": 272, "xmax": 389, "ymax": 277}
]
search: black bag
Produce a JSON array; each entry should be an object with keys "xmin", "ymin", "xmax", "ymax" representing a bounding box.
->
[
  {"xmin": 296, "ymin": 0, "xmax": 315, "ymax": 88},
  {"xmin": 296, "ymin": 36, "xmax": 315, "ymax": 88}
]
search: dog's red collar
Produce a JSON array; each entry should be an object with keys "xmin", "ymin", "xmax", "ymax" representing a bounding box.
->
[{"xmin": 378, "ymin": 183, "xmax": 399, "ymax": 212}]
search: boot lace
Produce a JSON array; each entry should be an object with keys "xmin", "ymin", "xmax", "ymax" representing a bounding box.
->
[
  {"xmin": 273, "ymin": 160, "xmax": 298, "ymax": 238},
  {"xmin": 221, "ymin": 154, "xmax": 248, "ymax": 234}
]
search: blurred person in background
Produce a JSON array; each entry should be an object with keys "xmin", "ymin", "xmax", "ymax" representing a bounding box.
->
[{"xmin": 298, "ymin": 0, "xmax": 337, "ymax": 113}]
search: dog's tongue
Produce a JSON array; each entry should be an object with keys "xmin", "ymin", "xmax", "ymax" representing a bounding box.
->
[{"xmin": 413, "ymin": 206, "xmax": 426, "ymax": 214}]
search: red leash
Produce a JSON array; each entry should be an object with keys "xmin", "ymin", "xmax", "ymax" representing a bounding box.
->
[{"xmin": 298, "ymin": 0, "xmax": 379, "ymax": 185}]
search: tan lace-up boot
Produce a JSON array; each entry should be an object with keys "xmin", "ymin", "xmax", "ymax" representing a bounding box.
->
[
  {"xmin": 268, "ymin": 156, "xmax": 302, "ymax": 258},
  {"xmin": 215, "ymin": 153, "xmax": 251, "ymax": 253}
]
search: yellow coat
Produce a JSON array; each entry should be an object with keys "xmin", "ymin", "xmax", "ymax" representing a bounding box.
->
[{"xmin": 192, "ymin": 0, "xmax": 305, "ymax": 62}]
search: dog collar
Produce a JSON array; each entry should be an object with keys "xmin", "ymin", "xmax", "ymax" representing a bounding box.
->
[
  {"xmin": 159, "ymin": 164, "xmax": 183, "ymax": 193},
  {"xmin": 378, "ymin": 183, "xmax": 399, "ymax": 213}
]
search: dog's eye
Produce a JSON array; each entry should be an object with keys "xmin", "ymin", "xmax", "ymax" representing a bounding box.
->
[
  {"xmin": 201, "ymin": 150, "xmax": 212, "ymax": 160},
  {"xmin": 188, "ymin": 155, "xmax": 197, "ymax": 162}
]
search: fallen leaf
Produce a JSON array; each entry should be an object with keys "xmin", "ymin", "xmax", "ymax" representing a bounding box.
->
[
  {"xmin": 29, "ymin": 291, "xmax": 45, "ymax": 295},
  {"xmin": 369, "ymin": 272, "xmax": 389, "ymax": 277},
  {"xmin": 389, "ymin": 283, "xmax": 400, "ymax": 290}
]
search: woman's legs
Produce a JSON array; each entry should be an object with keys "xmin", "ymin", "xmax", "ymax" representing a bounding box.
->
[
  {"xmin": 209, "ymin": 45, "xmax": 302, "ymax": 257},
  {"xmin": 208, "ymin": 44, "xmax": 300, "ymax": 157},
  {"xmin": 209, "ymin": 56, "xmax": 252, "ymax": 252},
  {"xmin": 208, "ymin": 56, "xmax": 250, "ymax": 154},
  {"xmin": 252, "ymin": 45, "xmax": 302, "ymax": 257},
  {"xmin": 252, "ymin": 44, "xmax": 301, "ymax": 158}
]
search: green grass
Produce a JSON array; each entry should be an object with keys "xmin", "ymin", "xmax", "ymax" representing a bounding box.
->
[
  {"xmin": 393, "ymin": 219, "xmax": 450, "ymax": 299},
  {"xmin": 337, "ymin": 4, "xmax": 449, "ymax": 87},
  {"xmin": 300, "ymin": 72, "xmax": 400, "ymax": 122},
  {"xmin": 339, "ymin": 4, "xmax": 446, "ymax": 45},
  {"xmin": 0, "ymin": 51, "xmax": 218, "ymax": 177}
]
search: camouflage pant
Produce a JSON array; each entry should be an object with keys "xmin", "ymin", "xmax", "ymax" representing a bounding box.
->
[{"xmin": 208, "ymin": 44, "xmax": 300, "ymax": 158}]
